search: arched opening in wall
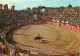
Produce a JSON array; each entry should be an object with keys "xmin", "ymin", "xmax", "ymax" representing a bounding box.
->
[
  {"xmin": 40, "ymin": 8, "xmax": 45, "ymax": 12},
  {"xmin": 33, "ymin": 15, "xmax": 38, "ymax": 20}
]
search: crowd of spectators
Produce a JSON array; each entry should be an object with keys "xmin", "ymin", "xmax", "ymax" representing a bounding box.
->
[
  {"xmin": 0, "ymin": 5, "xmax": 80, "ymax": 29},
  {"xmin": 0, "ymin": 10, "xmax": 33, "ymax": 29},
  {"xmin": 39, "ymin": 5, "xmax": 80, "ymax": 28}
]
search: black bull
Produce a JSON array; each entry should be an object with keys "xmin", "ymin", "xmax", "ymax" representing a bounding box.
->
[{"xmin": 34, "ymin": 36, "xmax": 43, "ymax": 41}]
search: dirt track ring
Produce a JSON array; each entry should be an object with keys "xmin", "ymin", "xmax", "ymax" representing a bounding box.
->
[{"xmin": 7, "ymin": 24, "xmax": 80, "ymax": 55}]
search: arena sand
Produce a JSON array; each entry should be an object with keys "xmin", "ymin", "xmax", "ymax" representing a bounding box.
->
[{"xmin": 8, "ymin": 24, "xmax": 80, "ymax": 55}]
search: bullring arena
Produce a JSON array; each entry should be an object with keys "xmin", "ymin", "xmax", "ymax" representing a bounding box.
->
[
  {"xmin": 6, "ymin": 21, "xmax": 80, "ymax": 55},
  {"xmin": 0, "ymin": 3, "xmax": 80, "ymax": 56}
]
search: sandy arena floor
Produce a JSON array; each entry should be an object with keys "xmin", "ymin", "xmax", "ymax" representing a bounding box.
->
[{"xmin": 8, "ymin": 24, "xmax": 80, "ymax": 55}]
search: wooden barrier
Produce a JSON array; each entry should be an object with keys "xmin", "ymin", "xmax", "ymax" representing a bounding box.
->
[
  {"xmin": 77, "ymin": 52, "xmax": 80, "ymax": 56},
  {"xmin": 64, "ymin": 54, "xmax": 70, "ymax": 56}
]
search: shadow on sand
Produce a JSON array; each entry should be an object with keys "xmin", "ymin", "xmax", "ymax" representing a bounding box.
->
[{"xmin": 40, "ymin": 40, "xmax": 50, "ymax": 44}]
